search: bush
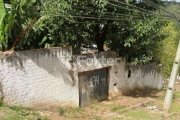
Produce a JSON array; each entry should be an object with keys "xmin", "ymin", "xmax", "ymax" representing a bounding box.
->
[{"xmin": 153, "ymin": 21, "xmax": 179, "ymax": 78}]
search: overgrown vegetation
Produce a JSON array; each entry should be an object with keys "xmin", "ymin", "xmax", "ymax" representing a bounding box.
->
[
  {"xmin": 0, "ymin": 102, "xmax": 47, "ymax": 120},
  {"xmin": 0, "ymin": 0, "xmax": 180, "ymax": 75},
  {"xmin": 153, "ymin": 21, "xmax": 180, "ymax": 78},
  {"xmin": 0, "ymin": 1, "xmax": 5, "ymax": 18},
  {"xmin": 153, "ymin": 2, "xmax": 180, "ymax": 78},
  {"xmin": 0, "ymin": 0, "xmax": 170, "ymax": 64}
]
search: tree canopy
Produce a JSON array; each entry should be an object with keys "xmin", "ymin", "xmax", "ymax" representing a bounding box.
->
[{"xmin": 0, "ymin": 0, "xmax": 172, "ymax": 64}]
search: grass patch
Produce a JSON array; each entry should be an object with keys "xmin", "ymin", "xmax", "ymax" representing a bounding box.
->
[
  {"xmin": 89, "ymin": 105, "xmax": 95, "ymax": 109},
  {"xmin": 9, "ymin": 106, "xmax": 32, "ymax": 116},
  {"xmin": 62, "ymin": 107, "xmax": 87, "ymax": 118},
  {"xmin": 102, "ymin": 103, "xmax": 126, "ymax": 113},
  {"xmin": 170, "ymin": 100, "xmax": 180, "ymax": 113},
  {"xmin": 58, "ymin": 107, "xmax": 65, "ymax": 116},
  {"xmin": 93, "ymin": 116, "xmax": 101, "ymax": 120},
  {"xmin": 123, "ymin": 108, "xmax": 163, "ymax": 120},
  {"xmin": 111, "ymin": 105, "xmax": 126, "ymax": 113},
  {"xmin": 73, "ymin": 107, "xmax": 82, "ymax": 112},
  {"xmin": 174, "ymin": 92, "xmax": 180, "ymax": 99},
  {"xmin": 0, "ymin": 104, "xmax": 47, "ymax": 120},
  {"xmin": 1, "ymin": 90, "xmax": 180, "ymax": 120},
  {"xmin": 60, "ymin": 106, "xmax": 102, "ymax": 119},
  {"xmin": 0, "ymin": 101, "xmax": 4, "ymax": 107}
]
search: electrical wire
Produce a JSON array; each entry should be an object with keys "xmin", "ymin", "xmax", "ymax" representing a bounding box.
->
[
  {"xmin": 143, "ymin": 0, "xmax": 178, "ymax": 20},
  {"xmin": 71, "ymin": 6, "xmax": 149, "ymax": 19},
  {"xmin": 17, "ymin": 0, "xmax": 177, "ymax": 21},
  {"xmin": 69, "ymin": 17, "xmax": 170, "ymax": 24},
  {"xmin": 107, "ymin": 2, "xmax": 173, "ymax": 19},
  {"xmin": 38, "ymin": 10, "xmax": 171, "ymax": 23},
  {"xmin": 72, "ymin": 6, "xmax": 145, "ymax": 18},
  {"xmin": 55, "ymin": 14, "xmax": 144, "ymax": 21},
  {"xmin": 72, "ymin": 1, "xmax": 155, "ymax": 17},
  {"xmin": 109, "ymin": 0, "xmax": 154, "ymax": 14},
  {"xmin": 1, "ymin": 0, "xmax": 176, "ymax": 23},
  {"xmin": 107, "ymin": 2, "xmax": 152, "ymax": 16},
  {"xmin": 49, "ymin": 11, "xmax": 170, "ymax": 23}
]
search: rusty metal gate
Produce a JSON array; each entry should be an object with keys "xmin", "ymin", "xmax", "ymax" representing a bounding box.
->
[{"xmin": 78, "ymin": 67, "xmax": 110, "ymax": 107}]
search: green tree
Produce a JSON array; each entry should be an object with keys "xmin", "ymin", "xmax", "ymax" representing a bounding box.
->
[
  {"xmin": 0, "ymin": 0, "xmax": 40, "ymax": 51},
  {"xmin": 0, "ymin": 0, "xmax": 168, "ymax": 64},
  {"xmin": 153, "ymin": 22, "xmax": 179, "ymax": 78},
  {"xmin": 151, "ymin": 1, "xmax": 180, "ymax": 78}
]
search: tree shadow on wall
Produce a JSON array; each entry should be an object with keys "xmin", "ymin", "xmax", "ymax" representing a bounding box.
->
[{"xmin": 5, "ymin": 47, "xmax": 75, "ymax": 86}]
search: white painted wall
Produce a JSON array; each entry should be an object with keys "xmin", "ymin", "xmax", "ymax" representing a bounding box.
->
[
  {"xmin": 73, "ymin": 52, "xmax": 164, "ymax": 97},
  {"xmin": 0, "ymin": 47, "xmax": 79, "ymax": 109},
  {"xmin": 0, "ymin": 47, "xmax": 164, "ymax": 108}
]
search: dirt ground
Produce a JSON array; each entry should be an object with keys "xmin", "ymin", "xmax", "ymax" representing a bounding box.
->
[
  {"xmin": 38, "ymin": 86, "xmax": 180, "ymax": 120},
  {"xmin": 1, "ymin": 81, "xmax": 180, "ymax": 120}
]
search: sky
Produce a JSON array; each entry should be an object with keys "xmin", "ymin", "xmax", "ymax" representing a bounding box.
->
[{"xmin": 165, "ymin": 0, "xmax": 180, "ymax": 2}]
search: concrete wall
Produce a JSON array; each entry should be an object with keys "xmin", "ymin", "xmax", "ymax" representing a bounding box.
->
[
  {"xmin": 72, "ymin": 52, "xmax": 164, "ymax": 97},
  {"xmin": 110, "ymin": 62, "xmax": 163, "ymax": 93},
  {"xmin": 0, "ymin": 47, "xmax": 79, "ymax": 109},
  {"xmin": 0, "ymin": 47, "xmax": 164, "ymax": 108}
]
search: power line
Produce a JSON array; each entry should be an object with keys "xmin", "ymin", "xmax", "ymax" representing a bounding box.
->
[
  {"xmin": 72, "ymin": 2, "xmax": 172, "ymax": 20},
  {"xmin": 50, "ymin": 13, "xmax": 168, "ymax": 22},
  {"xmin": 62, "ymin": 15, "xmax": 144, "ymax": 21},
  {"xmin": 107, "ymin": 2, "xmax": 152, "ymax": 16},
  {"xmin": 52, "ymin": 19, "xmax": 170, "ymax": 26},
  {"xmin": 1, "ymin": 0, "xmax": 176, "ymax": 22},
  {"xmin": 143, "ymin": 0, "xmax": 178, "ymax": 20},
  {"xmin": 107, "ymin": 2, "xmax": 172, "ymax": 19},
  {"xmin": 71, "ymin": 6, "xmax": 149, "ymax": 19},
  {"xmin": 17, "ymin": 0, "xmax": 178, "ymax": 21},
  {"xmin": 72, "ymin": 6, "xmax": 145, "ymax": 18},
  {"xmin": 109, "ymin": 0, "xmax": 154, "ymax": 14},
  {"xmin": 72, "ymin": 1, "xmax": 156, "ymax": 17},
  {"xmin": 72, "ymin": 2, "xmax": 153, "ymax": 19},
  {"xmin": 38, "ymin": 9, "xmax": 172, "ymax": 22}
]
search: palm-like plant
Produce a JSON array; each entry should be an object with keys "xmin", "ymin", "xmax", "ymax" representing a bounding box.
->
[{"xmin": 0, "ymin": 0, "xmax": 40, "ymax": 51}]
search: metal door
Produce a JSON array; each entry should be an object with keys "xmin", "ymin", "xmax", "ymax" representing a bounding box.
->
[{"xmin": 78, "ymin": 67, "xmax": 110, "ymax": 107}]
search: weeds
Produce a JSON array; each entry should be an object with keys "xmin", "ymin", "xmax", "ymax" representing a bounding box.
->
[
  {"xmin": 58, "ymin": 107, "xmax": 65, "ymax": 116},
  {"xmin": 0, "ymin": 101, "xmax": 3, "ymax": 107},
  {"xmin": 0, "ymin": 104, "xmax": 47, "ymax": 120},
  {"xmin": 89, "ymin": 105, "xmax": 95, "ymax": 109},
  {"xmin": 9, "ymin": 106, "xmax": 31, "ymax": 116}
]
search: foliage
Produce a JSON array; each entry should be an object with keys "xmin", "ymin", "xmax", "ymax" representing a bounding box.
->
[
  {"xmin": 153, "ymin": 21, "xmax": 179, "ymax": 78},
  {"xmin": 152, "ymin": 2, "xmax": 180, "ymax": 78},
  {"xmin": 0, "ymin": 101, "xmax": 3, "ymax": 107},
  {"xmin": 38, "ymin": 0, "xmax": 167, "ymax": 64},
  {"xmin": 0, "ymin": 1, "xmax": 5, "ymax": 18},
  {"xmin": 58, "ymin": 107, "xmax": 65, "ymax": 116},
  {"xmin": 0, "ymin": 0, "xmax": 169, "ymax": 64},
  {"xmin": 107, "ymin": 17, "xmax": 167, "ymax": 64},
  {"xmin": 0, "ymin": 104, "xmax": 47, "ymax": 120},
  {"xmin": 0, "ymin": 0, "xmax": 40, "ymax": 51},
  {"xmin": 163, "ymin": 1, "xmax": 180, "ymax": 20}
]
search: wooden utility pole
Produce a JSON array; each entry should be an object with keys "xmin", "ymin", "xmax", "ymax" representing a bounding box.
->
[{"xmin": 163, "ymin": 40, "xmax": 180, "ymax": 112}]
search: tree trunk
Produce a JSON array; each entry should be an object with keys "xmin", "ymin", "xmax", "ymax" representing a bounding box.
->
[{"xmin": 94, "ymin": 24, "xmax": 108, "ymax": 52}]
